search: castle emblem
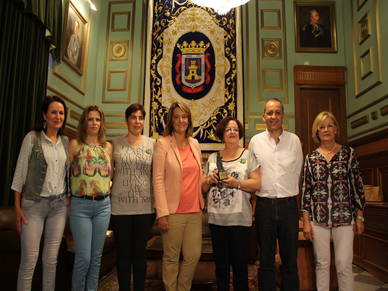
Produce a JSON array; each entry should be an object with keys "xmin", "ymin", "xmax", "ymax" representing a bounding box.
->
[
  {"xmin": 177, "ymin": 40, "xmax": 209, "ymax": 89},
  {"xmin": 172, "ymin": 32, "xmax": 215, "ymax": 99}
]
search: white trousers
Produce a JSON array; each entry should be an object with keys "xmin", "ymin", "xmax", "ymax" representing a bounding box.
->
[{"xmin": 312, "ymin": 224, "xmax": 354, "ymax": 291}]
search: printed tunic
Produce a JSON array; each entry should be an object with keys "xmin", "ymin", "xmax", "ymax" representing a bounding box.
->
[
  {"xmin": 302, "ymin": 145, "xmax": 365, "ymax": 227},
  {"xmin": 111, "ymin": 136, "xmax": 155, "ymax": 215},
  {"xmin": 205, "ymin": 149, "xmax": 259, "ymax": 227}
]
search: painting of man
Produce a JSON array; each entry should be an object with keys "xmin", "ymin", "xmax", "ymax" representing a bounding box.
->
[
  {"xmin": 295, "ymin": 2, "xmax": 337, "ymax": 52},
  {"xmin": 301, "ymin": 9, "xmax": 331, "ymax": 48}
]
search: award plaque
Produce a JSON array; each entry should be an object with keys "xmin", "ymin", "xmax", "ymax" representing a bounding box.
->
[{"xmin": 216, "ymin": 152, "xmax": 228, "ymax": 180}]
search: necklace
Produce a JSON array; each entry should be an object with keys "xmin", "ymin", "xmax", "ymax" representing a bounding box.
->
[{"xmin": 320, "ymin": 143, "xmax": 337, "ymax": 160}]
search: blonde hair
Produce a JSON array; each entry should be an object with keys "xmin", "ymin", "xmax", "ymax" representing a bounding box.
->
[
  {"xmin": 311, "ymin": 111, "xmax": 339, "ymax": 144},
  {"xmin": 77, "ymin": 105, "xmax": 107, "ymax": 146},
  {"xmin": 164, "ymin": 102, "xmax": 193, "ymax": 137}
]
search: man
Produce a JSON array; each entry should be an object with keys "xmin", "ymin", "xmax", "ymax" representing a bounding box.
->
[
  {"xmin": 300, "ymin": 8, "xmax": 331, "ymax": 48},
  {"xmin": 248, "ymin": 98, "xmax": 303, "ymax": 291}
]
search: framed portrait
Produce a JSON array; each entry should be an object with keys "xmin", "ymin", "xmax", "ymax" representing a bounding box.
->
[
  {"xmin": 294, "ymin": 1, "xmax": 337, "ymax": 53},
  {"xmin": 61, "ymin": 1, "xmax": 88, "ymax": 75}
]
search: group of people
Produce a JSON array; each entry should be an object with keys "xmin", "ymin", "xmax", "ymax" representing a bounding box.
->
[{"xmin": 12, "ymin": 96, "xmax": 365, "ymax": 291}]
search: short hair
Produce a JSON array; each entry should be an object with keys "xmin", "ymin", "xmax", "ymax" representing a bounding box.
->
[
  {"xmin": 77, "ymin": 105, "xmax": 107, "ymax": 146},
  {"xmin": 263, "ymin": 98, "xmax": 284, "ymax": 114},
  {"xmin": 35, "ymin": 95, "xmax": 68, "ymax": 136},
  {"xmin": 164, "ymin": 102, "xmax": 193, "ymax": 137},
  {"xmin": 125, "ymin": 103, "xmax": 146, "ymax": 120},
  {"xmin": 215, "ymin": 116, "xmax": 243, "ymax": 141},
  {"xmin": 311, "ymin": 111, "xmax": 339, "ymax": 144}
]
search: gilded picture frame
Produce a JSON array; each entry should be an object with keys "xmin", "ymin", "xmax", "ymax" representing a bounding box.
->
[
  {"xmin": 294, "ymin": 1, "xmax": 337, "ymax": 53},
  {"xmin": 61, "ymin": 1, "xmax": 88, "ymax": 75}
]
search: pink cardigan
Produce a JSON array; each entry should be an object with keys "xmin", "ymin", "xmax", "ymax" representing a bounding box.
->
[{"xmin": 152, "ymin": 135, "xmax": 204, "ymax": 219}]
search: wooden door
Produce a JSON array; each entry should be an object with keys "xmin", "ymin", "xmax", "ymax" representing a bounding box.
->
[{"xmin": 294, "ymin": 66, "xmax": 347, "ymax": 155}]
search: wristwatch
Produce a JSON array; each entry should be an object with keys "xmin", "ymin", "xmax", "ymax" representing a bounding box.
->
[{"xmin": 356, "ymin": 215, "xmax": 365, "ymax": 222}]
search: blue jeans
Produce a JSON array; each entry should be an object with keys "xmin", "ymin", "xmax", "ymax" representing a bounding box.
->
[
  {"xmin": 18, "ymin": 195, "xmax": 67, "ymax": 291},
  {"xmin": 70, "ymin": 197, "xmax": 111, "ymax": 291},
  {"xmin": 255, "ymin": 196, "xmax": 299, "ymax": 291}
]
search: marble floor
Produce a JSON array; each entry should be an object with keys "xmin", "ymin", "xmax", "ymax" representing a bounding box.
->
[
  {"xmin": 98, "ymin": 265, "xmax": 388, "ymax": 291},
  {"xmin": 354, "ymin": 265, "xmax": 388, "ymax": 291}
]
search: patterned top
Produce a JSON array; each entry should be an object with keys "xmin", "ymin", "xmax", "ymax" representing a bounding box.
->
[
  {"xmin": 111, "ymin": 136, "xmax": 155, "ymax": 215},
  {"xmin": 205, "ymin": 149, "xmax": 258, "ymax": 227},
  {"xmin": 301, "ymin": 145, "xmax": 365, "ymax": 227},
  {"xmin": 70, "ymin": 144, "xmax": 112, "ymax": 197}
]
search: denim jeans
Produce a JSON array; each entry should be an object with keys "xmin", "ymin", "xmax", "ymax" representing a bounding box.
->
[
  {"xmin": 255, "ymin": 196, "xmax": 299, "ymax": 291},
  {"xmin": 111, "ymin": 214, "xmax": 155, "ymax": 291},
  {"xmin": 70, "ymin": 197, "xmax": 111, "ymax": 291},
  {"xmin": 17, "ymin": 195, "xmax": 67, "ymax": 291},
  {"xmin": 209, "ymin": 224, "xmax": 250, "ymax": 291}
]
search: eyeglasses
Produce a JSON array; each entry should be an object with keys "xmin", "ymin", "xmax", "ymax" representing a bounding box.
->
[{"xmin": 225, "ymin": 128, "xmax": 239, "ymax": 133}]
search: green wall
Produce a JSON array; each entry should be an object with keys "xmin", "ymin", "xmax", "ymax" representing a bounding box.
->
[
  {"xmin": 243, "ymin": 0, "xmax": 348, "ymax": 142},
  {"xmin": 47, "ymin": 0, "xmax": 387, "ymax": 142},
  {"xmin": 243, "ymin": 0, "xmax": 387, "ymax": 143},
  {"xmin": 343, "ymin": 0, "xmax": 388, "ymax": 141},
  {"xmin": 47, "ymin": 0, "xmax": 147, "ymax": 138}
]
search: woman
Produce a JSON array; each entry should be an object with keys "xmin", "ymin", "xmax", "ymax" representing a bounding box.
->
[
  {"xmin": 111, "ymin": 104, "xmax": 155, "ymax": 291},
  {"xmin": 153, "ymin": 102, "xmax": 204, "ymax": 291},
  {"xmin": 301, "ymin": 111, "xmax": 365, "ymax": 291},
  {"xmin": 11, "ymin": 96, "xmax": 69, "ymax": 291},
  {"xmin": 69, "ymin": 105, "xmax": 113, "ymax": 291},
  {"xmin": 202, "ymin": 117, "xmax": 261, "ymax": 291}
]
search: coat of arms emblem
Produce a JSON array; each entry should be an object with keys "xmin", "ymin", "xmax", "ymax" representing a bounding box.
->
[{"xmin": 173, "ymin": 37, "xmax": 214, "ymax": 98}]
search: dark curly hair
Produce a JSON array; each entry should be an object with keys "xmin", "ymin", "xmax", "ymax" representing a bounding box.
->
[{"xmin": 215, "ymin": 116, "xmax": 243, "ymax": 141}]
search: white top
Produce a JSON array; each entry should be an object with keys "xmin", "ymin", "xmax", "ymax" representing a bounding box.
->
[
  {"xmin": 248, "ymin": 130, "xmax": 303, "ymax": 198},
  {"xmin": 11, "ymin": 131, "xmax": 67, "ymax": 196},
  {"xmin": 205, "ymin": 149, "xmax": 259, "ymax": 227}
]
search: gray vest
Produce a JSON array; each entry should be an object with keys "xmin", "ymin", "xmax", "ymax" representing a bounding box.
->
[{"xmin": 21, "ymin": 131, "xmax": 70, "ymax": 201}]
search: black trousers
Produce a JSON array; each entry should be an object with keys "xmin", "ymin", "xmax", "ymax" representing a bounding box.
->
[
  {"xmin": 111, "ymin": 213, "xmax": 155, "ymax": 291},
  {"xmin": 255, "ymin": 196, "xmax": 299, "ymax": 291},
  {"xmin": 209, "ymin": 224, "xmax": 250, "ymax": 291}
]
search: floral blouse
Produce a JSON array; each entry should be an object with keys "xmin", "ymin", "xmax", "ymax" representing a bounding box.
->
[
  {"xmin": 301, "ymin": 145, "xmax": 365, "ymax": 227},
  {"xmin": 70, "ymin": 144, "xmax": 112, "ymax": 197}
]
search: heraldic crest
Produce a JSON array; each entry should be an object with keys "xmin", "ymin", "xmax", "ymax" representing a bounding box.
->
[
  {"xmin": 173, "ymin": 33, "xmax": 215, "ymax": 99},
  {"xmin": 145, "ymin": 1, "xmax": 243, "ymax": 150}
]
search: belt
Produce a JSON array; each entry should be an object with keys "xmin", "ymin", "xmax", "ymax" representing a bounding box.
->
[
  {"xmin": 41, "ymin": 193, "xmax": 66, "ymax": 200},
  {"xmin": 259, "ymin": 196, "xmax": 296, "ymax": 205},
  {"xmin": 72, "ymin": 194, "xmax": 110, "ymax": 201}
]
